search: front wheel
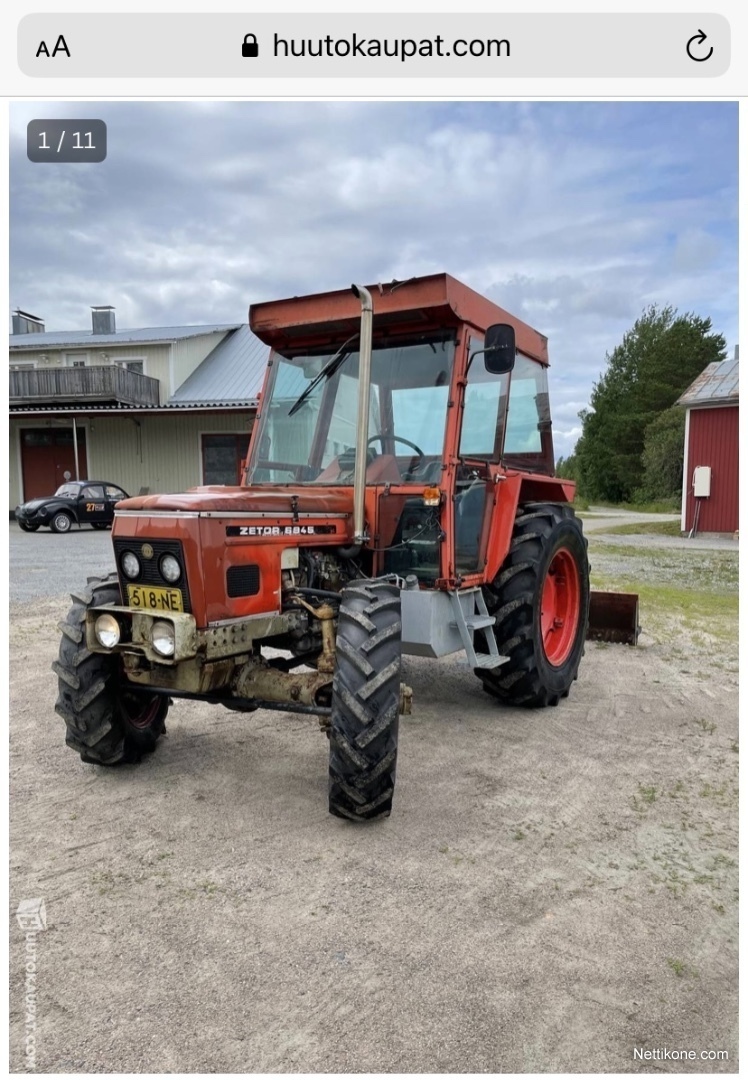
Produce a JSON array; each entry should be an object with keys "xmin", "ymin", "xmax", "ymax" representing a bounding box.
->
[
  {"xmin": 51, "ymin": 511, "xmax": 73, "ymax": 534},
  {"xmin": 54, "ymin": 573, "xmax": 168, "ymax": 764},
  {"xmin": 328, "ymin": 581, "xmax": 402, "ymax": 821},
  {"xmin": 477, "ymin": 503, "xmax": 589, "ymax": 707}
]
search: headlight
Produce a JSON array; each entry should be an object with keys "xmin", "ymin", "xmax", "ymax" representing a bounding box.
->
[
  {"xmin": 94, "ymin": 613, "xmax": 121, "ymax": 649},
  {"xmin": 151, "ymin": 620, "xmax": 175, "ymax": 657},
  {"xmin": 121, "ymin": 551, "xmax": 140, "ymax": 579},
  {"xmin": 159, "ymin": 553, "xmax": 181, "ymax": 584}
]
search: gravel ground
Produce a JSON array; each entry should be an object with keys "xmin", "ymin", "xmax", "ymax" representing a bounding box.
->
[
  {"xmin": 582, "ymin": 510, "xmax": 738, "ymax": 553},
  {"xmin": 9, "ymin": 519, "xmax": 739, "ymax": 1073}
]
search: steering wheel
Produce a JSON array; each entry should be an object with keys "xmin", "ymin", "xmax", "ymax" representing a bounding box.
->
[{"xmin": 367, "ymin": 434, "xmax": 425, "ymax": 460}]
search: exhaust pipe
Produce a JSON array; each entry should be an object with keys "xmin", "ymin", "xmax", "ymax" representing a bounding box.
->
[{"xmin": 351, "ymin": 283, "xmax": 373, "ymax": 544}]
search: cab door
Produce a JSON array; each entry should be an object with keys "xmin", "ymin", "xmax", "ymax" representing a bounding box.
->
[
  {"xmin": 453, "ymin": 334, "xmax": 511, "ymax": 576},
  {"xmin": 77, "ymin": 483, "xmax": 108, "ymax": 525}
]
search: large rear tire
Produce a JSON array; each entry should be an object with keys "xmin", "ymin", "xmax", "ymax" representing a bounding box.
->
[
  {"xmin": 54, "ymin": 573, "xmax": 168, "ymax": 764},
  {"xmin": 477, "ymin": 503, "xmax": 589, "ymax": 707},
  {"xmin": 328, "ymin": 581, "xmax": 402, "ymax": 821}
]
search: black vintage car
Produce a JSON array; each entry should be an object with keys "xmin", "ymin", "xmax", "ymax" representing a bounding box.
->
[{"xmin": 15, "ymin": 481, "xmax": 129, "ymax": 534}]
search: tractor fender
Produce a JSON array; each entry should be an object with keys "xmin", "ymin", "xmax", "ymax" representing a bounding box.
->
[{"xmin": 483, "ymin": 471, "xmax": 575, "ymax": 583}]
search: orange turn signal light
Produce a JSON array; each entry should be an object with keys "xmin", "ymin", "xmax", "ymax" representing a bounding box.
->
[{"xmin": 422, "ymin": 486, "xmax": 441, "ymax": 507}]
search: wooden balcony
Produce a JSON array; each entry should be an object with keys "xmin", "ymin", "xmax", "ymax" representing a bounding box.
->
[{"xmin": 9, "ymin": 365, "xmax": 161, "ymax": 407}]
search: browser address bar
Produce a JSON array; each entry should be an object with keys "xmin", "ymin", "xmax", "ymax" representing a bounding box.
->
[{"xmin": 18, "ymin": 13, "xmax": 730, "ymax": 78}]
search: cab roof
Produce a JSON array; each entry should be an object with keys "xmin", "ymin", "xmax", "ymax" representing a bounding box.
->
[{"xmin": 249, "ymin": 273, "xmax": 549, "ymax": 365}]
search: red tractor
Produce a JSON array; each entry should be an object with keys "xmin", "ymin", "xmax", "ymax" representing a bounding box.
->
[{"xmin": 54, "ymin": 274, "xmax": 635, "ymax": 820}]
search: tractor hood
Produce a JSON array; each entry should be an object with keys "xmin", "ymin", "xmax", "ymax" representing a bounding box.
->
[{"xmin": 116, "ymin": 485, "xmax": 354, "ymax": 518}]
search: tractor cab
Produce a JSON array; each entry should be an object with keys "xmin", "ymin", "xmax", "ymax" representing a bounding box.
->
[{"xmin": 247, "ymin": 274, "xmax": 559, "ymax": 588}]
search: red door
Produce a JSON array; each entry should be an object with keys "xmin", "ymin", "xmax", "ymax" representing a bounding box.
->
[{"xmin": 20, "ymin": 428, "xmax": 88, "ymax": 500}]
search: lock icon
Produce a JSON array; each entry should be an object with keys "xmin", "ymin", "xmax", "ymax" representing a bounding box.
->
[{"xmin": 242, "ymin": 33, "xmax": 259, "ymax": 58}]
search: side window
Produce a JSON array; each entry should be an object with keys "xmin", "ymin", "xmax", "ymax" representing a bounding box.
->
[
  {"xmin": 504, "ymin": 354, "xmax": 548, "ymax": 455},
  {"xmin": 105, "ymin": 485, "xmax": 127, "ymax": 500},
  {"xmin": 503, "ymin": 353, "xmax": 554, "ymax": 473},
  {"xmin": 81, "ymin": 485, "xmax": 104, "ymax": 500},
  {"xmin": 459, "ymin": 336, "xmax": 509, "ymax": 458}
]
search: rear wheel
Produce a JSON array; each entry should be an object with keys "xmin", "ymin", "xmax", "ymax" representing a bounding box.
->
[
  {"xmin": 328, "ymin": 581, "xmax": 402, "ymax": 821},
  {"xmin": 51, "ymin": 511, "xmax": 73, "ymax": 534},
  {"xmin": 477, "ymin": 503, "xmax": 589, "ymax": 707},
  {"xmin": 54, "ymin": 573, "xmax": 168, "ymax": 764},
  {"xmin": 91, "ymin": 522, "xmax": 109, "ymax": 531}
]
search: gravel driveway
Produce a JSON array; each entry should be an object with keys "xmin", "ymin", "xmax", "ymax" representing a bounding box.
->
[{"xmin": 9, "ymin": 521, "xmax": 738, "ymax": 1072}]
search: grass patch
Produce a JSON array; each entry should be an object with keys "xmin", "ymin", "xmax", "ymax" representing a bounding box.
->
[
  {"xmin": 594, "ymin": 498, "xmax": 680, "ymax": 514},
  {"xmin": 600, "ymin": 520, "xmax": 683, "ymax": 538},
  {"xmin": 590, "ymin": 545, "xmax": 737, "ymax": 658},
  {"xmin": 590, "ymin": 576, "xmax": 737, "ymax": 627}
]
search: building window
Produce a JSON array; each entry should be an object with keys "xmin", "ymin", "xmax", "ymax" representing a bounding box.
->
[
  {"xmin": 64, "ymin": 352, "xmax": 89, "ymax": 367},
  {"xmin": 115, "ymin": 360, "xmax": 145, "ymax": 374},
  {"xmin": 201, "ymin": 434, "xmax": 250, "ymax": 486}
]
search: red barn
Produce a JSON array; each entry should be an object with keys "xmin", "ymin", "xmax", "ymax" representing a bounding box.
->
[{"xmin": 677, "ymin": 351, "xmax": 739, "ymax": 535}]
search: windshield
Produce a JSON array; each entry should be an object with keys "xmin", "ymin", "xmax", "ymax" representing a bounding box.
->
[
  {"xmin": 248, "ymin": 333, "xmax": 456, "ymax": 485},
  {"xmin": 54, "ymin": 484, "xmax": 79, "ymax": 497}
]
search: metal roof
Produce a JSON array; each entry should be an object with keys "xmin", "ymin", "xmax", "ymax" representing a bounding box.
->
[
  {"xmin": 168, "ymin": 324, "xmax": 268, "ymax": 406},
  {"xmin": 9, "ymin": 403, "xmax": 252, "ymax": 416},
  {"xmin": 677, "ymin": 356, "xmax": 739, "ymax": 408},
  {"xmin": 9, "ymin": 323, "xmax": 241, "ymax": 350}
]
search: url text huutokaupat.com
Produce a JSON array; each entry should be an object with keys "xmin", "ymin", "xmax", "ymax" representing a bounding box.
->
[{"xmin": 273, "ymin": 34, "xmax": 511, "ymax": 61}]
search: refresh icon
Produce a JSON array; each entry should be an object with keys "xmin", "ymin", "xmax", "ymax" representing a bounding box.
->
[{"xmin": 686, "ymin": 29, "xmax": 714, "ymax": 62}]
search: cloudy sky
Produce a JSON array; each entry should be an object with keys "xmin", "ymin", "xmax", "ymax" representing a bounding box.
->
[{"xmin": 9, "ymin": 101, "xmax": 738, "ymax": 458}]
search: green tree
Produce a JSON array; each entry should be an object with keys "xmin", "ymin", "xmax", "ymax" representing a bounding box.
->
[
  {"xmin": 575, "ymin": 305, "xmax": 725, "ymax": 502},
  {"xmin": 635, "ymin": 407, "xmax": 686, "ymax": 503},
  {"xmin": 555, "ymin": 452, "xmax": 579, "ymax": 482}
]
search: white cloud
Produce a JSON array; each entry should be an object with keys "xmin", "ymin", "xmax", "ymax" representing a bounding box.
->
[{"xmin": 9, "ymin": 101, "xmax": 738, "ymax": 457}]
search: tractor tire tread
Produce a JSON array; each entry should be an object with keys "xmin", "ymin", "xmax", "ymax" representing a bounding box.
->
[
  {"xmin": 329, "ymin": 580, "xmax": 401, "ymax": 821},
  {"xmin": 54, "ymin": 572, "xmax": 167, "ymax": 765},
  {"xmin": 478, "ymin": 503, "xmax": 589, "ymax": 708}
]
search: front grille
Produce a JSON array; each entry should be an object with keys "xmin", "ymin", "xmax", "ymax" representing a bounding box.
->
[
  {"xmin": 226, "ymin": 564, "xmax": 261, "ymax": 598},
  {"xmin": 113, "ymin": 538, "xmax": 192, "ymax": 614}
]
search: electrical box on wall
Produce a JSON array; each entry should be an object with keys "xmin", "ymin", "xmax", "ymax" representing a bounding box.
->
[{"xmin": 693, "ymin": 465, "xmax": 712, "ymax": 498}]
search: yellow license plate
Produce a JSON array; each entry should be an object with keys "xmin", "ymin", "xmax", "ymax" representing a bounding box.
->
[{"xmin": 127, "ymin": 584, "xmax": 184, "ymax": 612}]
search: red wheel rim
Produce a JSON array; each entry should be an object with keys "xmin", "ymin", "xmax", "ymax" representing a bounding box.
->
[{"xmin": 540, "ymin": 547, "xmax": 581, "ymax": 666}]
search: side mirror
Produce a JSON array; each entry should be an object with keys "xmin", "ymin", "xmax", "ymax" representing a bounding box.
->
[{"xmin": 484, "ymin": 323, "xmax": 516, "ymax": 374}]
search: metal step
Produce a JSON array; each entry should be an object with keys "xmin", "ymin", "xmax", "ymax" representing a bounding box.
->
[{"xmin": 448, "ymin": 588, "xmax": 508, "ymax": 670}]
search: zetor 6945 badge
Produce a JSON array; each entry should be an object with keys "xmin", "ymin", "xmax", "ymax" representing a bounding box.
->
[{"xmin": 54, "ymin": 275, "xmax": 638, "ymax": 821}]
